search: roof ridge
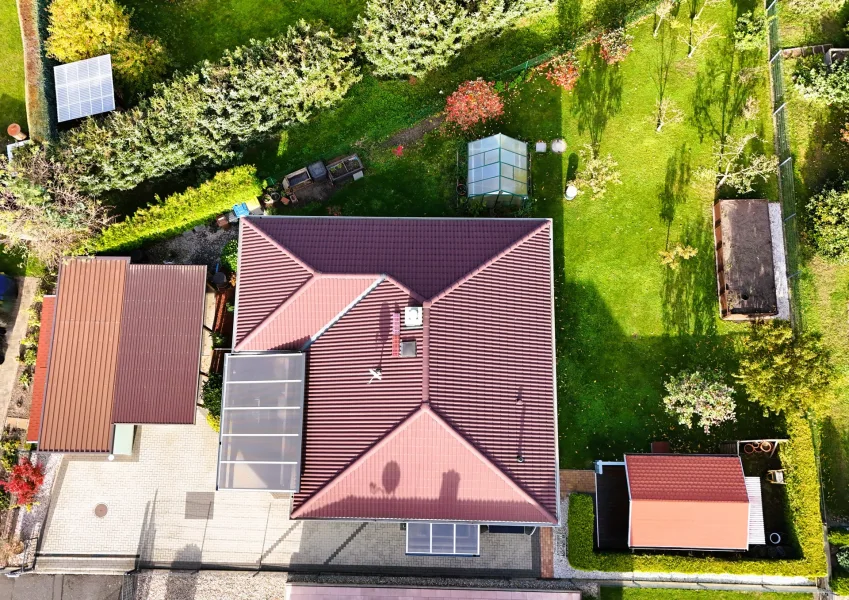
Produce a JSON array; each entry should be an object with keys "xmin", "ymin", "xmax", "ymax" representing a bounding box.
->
[
  {"xmin": 427, "ymin": 221, "xmax": 550, "ymax": 306},
  {"xmin": 242, "ymin": 217, "xmax": 317, "ymax": 275},
  {"xmin": 291, "ymin": 404, "xmax": 555, "ymax": 523},
  {"xmin": 301, "ymin": 275, "xmax": 385, "ymax": 350},
  {"xmin": 234, "ymin": 274, "xmax": 317, "ymax": 351}
]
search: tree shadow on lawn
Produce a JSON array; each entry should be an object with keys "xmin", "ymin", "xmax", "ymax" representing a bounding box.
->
[
  {"xmin": 572, "ymin": 48, "xmax": 623, "ymax": 154},
  {"xmin": 797, "ymin": 103, "xmax": 849, "ymax": 223},
  {"xmin": 690, "ymin": 33, "xmax": 759, "ymax": 147}
]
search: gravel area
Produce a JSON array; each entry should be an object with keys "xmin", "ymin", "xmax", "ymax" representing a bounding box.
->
[
  {"xmin": 141, "ymin": 225, "xmax": 237, "ymax": 274},
  {"xmin": 553, "ymin": 495, "xmax": 814, "ymax": 586},
  {"xmin": 132, "ymin": 570, "xmax": 288, "ymax": 600}
]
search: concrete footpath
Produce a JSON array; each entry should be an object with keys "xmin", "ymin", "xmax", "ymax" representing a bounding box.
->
[{"xmin": 0, "ymin": 574, "xmax": 123, "ymax": 600}]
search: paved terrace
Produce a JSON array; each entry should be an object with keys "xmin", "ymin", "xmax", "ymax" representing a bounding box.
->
[{"xmin": 36, "ymin": 410, "xmax": 538, "ymax": 576}]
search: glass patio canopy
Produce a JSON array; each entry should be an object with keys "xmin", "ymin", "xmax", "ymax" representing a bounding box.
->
[
  {"xmin": 216, "ymin": 352, "xmax": 306, "ymax": 492},
  {"xmin": 467, "ymin": 134, "xmax": 528, "ymax": 200}
]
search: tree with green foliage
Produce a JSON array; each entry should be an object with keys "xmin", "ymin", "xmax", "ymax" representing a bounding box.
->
[
  {"xmin": 794, "ymin": 57, "xmax": 849, "ymax": 106},
  {"xmin": 0, "ymin": 147, "xmax": 110, "ymax": 265},
  {"xmin": 557, "ymin": 0, "xmax": 582, "ymax": 48},
  {"xmin": 356, "ymin": 0, "xmax": 550, "ymax": 77},
  {"xmin": 733, "ymin": 11, "xmax": 768, "ymax": 53},
  {"xmin": 90, "ymin": 166, "xmax": 262, "ymax": 253},
  {"xmin": 662, "ymin": 370, "xmax": 736, "ymax": 433},
  {"xmin": 808, "ymin": 186, "xmax": 849, "ymax": 262},
  {"xmin": 736, "ymin": 320, "xmax": 833, "ymax": 416},
  {"xmin": 56, "ymin": 22, "xmax": 359, "ymax": 195},
  {"xmin": 45, "ymin": 0, "xmax": 167, "ymax": 96},
  {"xmin": 221, "ymin": 239, "xmax": 239, "ymax": 274}
]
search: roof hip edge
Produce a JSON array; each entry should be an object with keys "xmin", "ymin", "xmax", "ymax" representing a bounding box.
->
[
  {"xmin": 241, "ymin": 217, "xmax": 318, "ymax": 275},
  {"xmin": 426, "ymin": 220, "xmax": 550, "ymax": 306}
]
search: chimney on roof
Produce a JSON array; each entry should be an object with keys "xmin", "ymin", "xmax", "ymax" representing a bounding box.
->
[{"xmin": 391, "ymin": 312, "xmax": 401, "ymax": 357}]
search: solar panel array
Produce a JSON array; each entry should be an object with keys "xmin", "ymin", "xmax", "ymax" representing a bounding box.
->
[
  {"xmin": 54, "ymin": 55, "xmax": 115, "ymax": 122},
  {"xmin": 217, "ymin": 353, "xmax": 306, "ymax": 492}
]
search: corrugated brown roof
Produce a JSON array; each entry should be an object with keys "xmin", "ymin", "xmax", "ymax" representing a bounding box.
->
[
  {"xmin": 237, "ymin": 217, "xmax": 558, "ymax": 524},
  {"xmin": 40, "ymin": 258, "xmax": 128, "ymax": 452},
  {"xmin": 111, "ymin": 264, "xmax": 206, "ymax": 424},
  {"xmin": 625, "ymin": 454, "xmax": 750, "ymax": 550},
  {"xmin": 27, "ymin": 296, "xmax": 55, "ymax": 444}
]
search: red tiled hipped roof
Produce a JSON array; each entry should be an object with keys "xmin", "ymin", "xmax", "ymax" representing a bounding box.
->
[
  {"xmin": 26, "ymin": 296, "xmax": 55, "ymax": 444},
  {"xmin": 292, "ymin": 404, "xmax": 554, "ymax": 522},
  {"xmin": 625, "ymin": 454, "xmax": 750, "ymax": 550},
  {"xmin": 236, "ymin": 217, "xmax": 558, "ymax": 524}
]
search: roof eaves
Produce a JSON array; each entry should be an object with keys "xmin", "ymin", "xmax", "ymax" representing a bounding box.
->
[{"xmin": 426, "ymin": 220, "xmax": 550, "ymax": 306}]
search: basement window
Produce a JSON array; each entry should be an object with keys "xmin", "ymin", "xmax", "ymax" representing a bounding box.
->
[{"xmin": 406, "ymin": 523, "xmax": 479, "ymax": 556}]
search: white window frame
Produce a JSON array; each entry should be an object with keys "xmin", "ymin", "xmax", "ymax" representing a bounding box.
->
[{"xmin": 405, "ymin": 522, "xmax": 480, "ymax": 556}]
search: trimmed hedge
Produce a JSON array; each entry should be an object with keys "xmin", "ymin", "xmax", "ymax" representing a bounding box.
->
[
  {"xmin": 568, "ymin": 416, "xmax": 827, "ymax": 578},
  {"xmin": 90, "ymin": 165, "xmax": 262, "ymax": 253}
]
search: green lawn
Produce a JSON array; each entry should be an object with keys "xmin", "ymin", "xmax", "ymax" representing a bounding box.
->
[
  {"xmin": 778, "ymin": 16, "xmax": 849, "ymax": 521},
  {"xmin": 123, "ymin": 0, "xmax": 365, "ymax": 70},
  {"xmin": 0, "ymin": 0, "xmax": 27, "ymax": 136},
  {"xmin": 599, "ymin": 588, "xmax": 812, "ymax": 600},
  {"xmin": 258, "ymin": 0, "xmax": 783, "ymax": 467}
]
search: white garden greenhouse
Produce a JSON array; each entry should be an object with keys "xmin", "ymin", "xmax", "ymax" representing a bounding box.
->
[{"xmin": 467, "ymin": 134, "xmax": 529, "ymax": 202}]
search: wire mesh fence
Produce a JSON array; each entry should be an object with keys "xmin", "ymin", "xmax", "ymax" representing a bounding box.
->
[{"xmin": 765, "ymin": 0, "xmax": 804, "ymax": 332}]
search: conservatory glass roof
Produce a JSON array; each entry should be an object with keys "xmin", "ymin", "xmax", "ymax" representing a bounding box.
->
[{"xmin": 467, "ymin": 134, "xmax": 528, "ymax": 197}]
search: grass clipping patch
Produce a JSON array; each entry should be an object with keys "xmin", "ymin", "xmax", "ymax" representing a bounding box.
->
[{"xmin": 569, "ymin": 416, "xmax": 827, "ymax": 578}]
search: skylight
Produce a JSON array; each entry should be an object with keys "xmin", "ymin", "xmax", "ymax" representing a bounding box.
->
[{"xmin": 406, "ymin": 523, "xmax": 480, "ymax": 556}]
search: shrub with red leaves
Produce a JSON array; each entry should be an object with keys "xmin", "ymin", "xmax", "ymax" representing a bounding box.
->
[
  {"xmin": 445, "ymin": 79, "xmax": 503, "ymax": 130},
  {"xmin": 538, "ymin": 52, "xmax": 581, "ymax": 91},
  {"xmin": 0, "ymin": 459, "xmax": 44, "ymax": 509},
  {"xmin": 597, "ymin": 28, "xmax": 634, "ymax": 65}
]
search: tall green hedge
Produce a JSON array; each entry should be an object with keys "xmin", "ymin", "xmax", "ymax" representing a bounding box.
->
[
  {"xmin": 568, "ymin": 416, "xmax": 827, "ymax": 578},
  {"xmin": 90, "ymin": 165, "xmax": 262, "ymax": 253},
  {"xmin": 57, "ymin": 21, "xmax": 359, "ymax": 195}
]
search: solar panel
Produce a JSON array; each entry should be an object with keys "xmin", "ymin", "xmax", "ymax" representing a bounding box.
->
[
  {"xmin": 216, "ymin": 353, "xmax": 306, "ymax": 491},
  {"xmin": 54, "ymin": 55, "xmax": 116, "ymax": 123}
]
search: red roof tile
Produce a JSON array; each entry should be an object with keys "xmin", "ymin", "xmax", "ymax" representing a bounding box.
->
[
  {"xmin": 27, "ymin": 296, "xmax": 55, "ymax": 444},
  {"xmin": 235, "ymin": 275, "xmax": 380, "ymax": 352},
  {"xmin": 112, "ymin": 265, "xmax": 206, "ymax": 424},
  {"xmin": 291, "ymin": 404, "xmax": 554, "ymax": 522},
  {"xmin": 625, "ymin": 455, "xmax": 750, "ymax": 550},
  {"xmin": 236, "ymin": 217, "xmax": 557, "ymax": 524},
  {"xmin": 625, "ymin": 454, "xmax": 748, "ymax": 502}
]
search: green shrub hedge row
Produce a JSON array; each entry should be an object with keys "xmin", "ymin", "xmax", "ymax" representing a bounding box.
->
[
  {"xmin": 568, "ymin": 416, "xmax": 827, "ymax": 578},
  {"xmin": 829, "ymin": 529, "xmax": 849, "ymax": 547},
  {"xmin": 90, "ymin": 165, "xmax": 262, "ymax": 254}
]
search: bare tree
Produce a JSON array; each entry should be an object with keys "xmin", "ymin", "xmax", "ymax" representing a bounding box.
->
[
  {"xmin": 680, "ymin": 21, "xmax": 718, "ymax": 58},
  {"xmin": 654, "ymin": 98, "xmax": 685, "ymax": 132},
  {"xmin": 699, "ymin": 133, "xmax": 778, "ymax": 193},
  {"xmin": 654, "ymin": 0, "xmax": 676, "ymax": 37}
]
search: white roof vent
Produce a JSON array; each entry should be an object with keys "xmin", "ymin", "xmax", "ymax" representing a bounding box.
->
[{"xmin": 404, "ymin": 306, "xmax": 423, "ymax": 328}]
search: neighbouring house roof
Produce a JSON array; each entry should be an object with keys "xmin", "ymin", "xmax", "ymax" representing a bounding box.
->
[
  {"xmin": 26, "ymin": 296, "xmax": 55, "ymax": 444},
  {"xmin": 112, "ymin": 264, "xmax": 206, "ymax": 424},
  {"xmin": 37, "ymin": 258, "xmax": 206, "ymax": 453},
  {"xmin": 234, "ymin": 217, "xmax": 558, "ymax": 524},
  {"xmin": 716, "ymin": 199, "xmax": 778, "ymax": 317},
  {"xmin": 625, "ymin": 454, "xmax": 750, "ymax": 550},
  {"xmin": 594, "ymin": 464, "xmax": 629, "ymax": 550}
]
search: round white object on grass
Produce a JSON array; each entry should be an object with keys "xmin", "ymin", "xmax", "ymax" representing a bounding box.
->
[
  {"xmin": 551, "ymin": 139, "xmax": 567, "ymax": 153},
  {"xmin": 565, "ymin": 185, "xmax": 578, "ymax": 200}
]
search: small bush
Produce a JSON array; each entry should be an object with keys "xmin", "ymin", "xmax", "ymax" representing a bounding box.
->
[
  {"xmin": 445, "ymin": 79, "xmax": 504, "ymax": 131},
  {"xmin": 18, "ymin": 371, "xmax": 32, "ymax": 389},
  {"xmin": 834, "ymin": 575, "xmax": 849, "ymax": 595},
  {"xmin": 202, "ymin": 373, "xmax": 223, "ymax": 426},
  {"xmin": 0, "ymin": 459, "xmax": 44, "ymax": 510},
  {"xmin": 573, "ymin": 145, "xmax": 622, "ymax": 200},
  {"xmin": 662, "ymin": 370, "xmax": 736, "ymax": 433},
  {"xmin": 829, "ymin": 529, "xmax": 849, "ymax": 547},
  {"xmin": 597, "ymin": 28, "xmax": 634, "ymax": 65},
  {"xmin": 838, "ymin": 547, "xmax": 849, "ymax": 571},
  {"xmin": 538, "ymin": 52, "xmax": 581, "ymax": 91},
  {"xmin": 19, "ymin": 349, "xmax": 36, "ymax": 368},
  {"xmin": 91, "ymin": 166, "xmax": 263, "ymax": 254},
  {"xmin": 0, "ymin": 438, "xmax": 20, "ymax": 472},
  {"xmin": 221, "ymin": 239, "xmax": 239, "ymax": 274},
  {"xmin": 808, "ymin": 186, "xmax": 849, "ymax": 262},
  {"xmin": 794, "ymin": 57, "xmax": 849, "ymax": 105},
  {"xmin": 733, "ymin": 11, "xmax": 768, "ymax": 53}
]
